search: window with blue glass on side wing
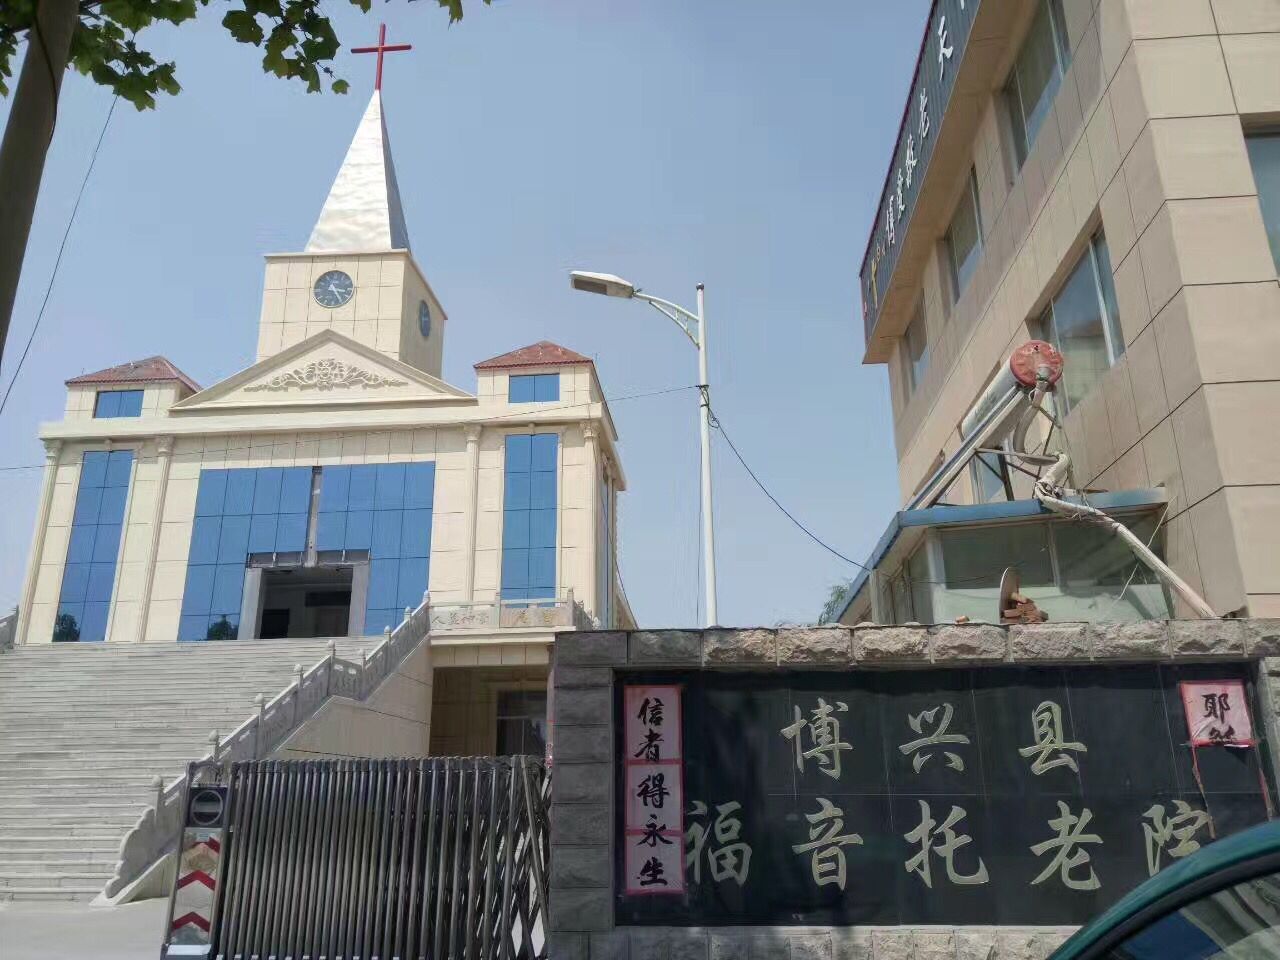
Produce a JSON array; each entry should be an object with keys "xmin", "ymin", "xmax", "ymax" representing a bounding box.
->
[
  {"xmin": 55, "ymin": 449, "xmax": 134, "ymax": 641},
  {"xmin": 501, "ymin": 433, "xmax": 558, "ymax": 603},
  {"xmin": 508, "ymin": 373, "xmax": 560, "ymax": 403},
  {"xmin": 93, "ymin": 389, "xmax": 144, "ymax": 418}
]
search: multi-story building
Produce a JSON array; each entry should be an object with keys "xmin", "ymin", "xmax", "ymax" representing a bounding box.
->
[{"xmin": 839, "ymin": 0, "xmax": 1280, "ymax": 625}]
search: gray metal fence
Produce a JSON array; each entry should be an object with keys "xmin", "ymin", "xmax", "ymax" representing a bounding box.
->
[{"xmin": 166, "ymin": 757, "xmax": 550, "ymax": 960}]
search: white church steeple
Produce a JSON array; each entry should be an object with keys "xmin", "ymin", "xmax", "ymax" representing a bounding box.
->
[
  {"xmin": 306, "ymin": 90, "xmax": 410, "ymax": 254},
  {"xmin": 255, "ymin": 28, "xmax": 446, "ymax": 379}
]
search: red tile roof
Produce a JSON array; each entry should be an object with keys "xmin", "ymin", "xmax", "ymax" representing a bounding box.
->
[
  {"xmin": 66, "ymin": 356, "xmax": 201, "ymax": 393},
  {"xmin": 474, "ymin": 341, "xmax": 594, "ymax": 371}
]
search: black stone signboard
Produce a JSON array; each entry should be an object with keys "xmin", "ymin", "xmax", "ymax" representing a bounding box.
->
[{"xmin": 615, "ymin": 663, "xmax": 1274, "ymax": 927}]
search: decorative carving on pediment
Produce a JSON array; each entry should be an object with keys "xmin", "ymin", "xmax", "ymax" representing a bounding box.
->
[{"xmin": 246, "ymin": 357, "xmax": 408, "ymax": 392}]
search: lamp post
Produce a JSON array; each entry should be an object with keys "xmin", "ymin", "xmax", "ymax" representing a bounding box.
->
[{"xmin": 569, "ymin": 271, "xmax": 719, "ymax": 627}]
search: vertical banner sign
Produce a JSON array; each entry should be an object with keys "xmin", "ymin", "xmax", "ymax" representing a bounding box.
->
[
  {"xmin": 1180, "ymin": 680, "xmax": 1254, "ymax": 747},
  {"xmin": 859, "ymin": 0, "xmax": 982, "ymax": 344},
  {"xmin": 623, "ymin": 685, "xmax": 685, "ymax": 895},
  {"xmin": 165, "ymin": 786, "xmax": 228, "ymax": 957}
]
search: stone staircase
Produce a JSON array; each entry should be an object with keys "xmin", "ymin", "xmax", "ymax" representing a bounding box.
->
[{"xmin": 0, "ymin": 638, "xmax": 366, "ymax": 902}]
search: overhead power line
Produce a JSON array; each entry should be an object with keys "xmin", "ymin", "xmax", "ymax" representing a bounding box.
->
[{"xmin": 0, "ymin": 95, "xmax": 119, "ymax": 419}]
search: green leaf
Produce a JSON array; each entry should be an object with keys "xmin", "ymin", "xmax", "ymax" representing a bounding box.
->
[{"xmin": 222, "ymin": 9, "xmax": 265, "ymax": 45}]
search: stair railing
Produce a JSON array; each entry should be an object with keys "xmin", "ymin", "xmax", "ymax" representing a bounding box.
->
[{"xmin": 100, "ymin": 593, "xmax": 433, "ymax": 903}]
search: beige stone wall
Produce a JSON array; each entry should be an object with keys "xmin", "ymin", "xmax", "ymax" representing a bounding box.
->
[
  {"xmin": 428, "ymin": 663, "xmax": 548, "ymax": 756},
  {"xmin": 257, "ymin": 251, "xmax": 444, "ymax": 378},
  {"xmin": 886, "ymin": 0, "xmax": 1280, "ymax": 617},
  {"xmin": 22, "ymin": 416, "xmax": 608, "ymax": 643},
  {"xmin": 63, "ymin": 382, "xmax": 185, "ymax": 421},
  {"xmin": 275, "ymin": 638, "xmax": 434, "ymax": 759}
]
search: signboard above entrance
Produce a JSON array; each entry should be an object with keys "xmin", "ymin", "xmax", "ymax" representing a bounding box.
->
[
  {"xmin": 859, "ymin": 0, "xmax": 981, "ymax": 345},
  {"xmin": 615, "ymin": 663, "xmax": 1273, "ymax": 928}
]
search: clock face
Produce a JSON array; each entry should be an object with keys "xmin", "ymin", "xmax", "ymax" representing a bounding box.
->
[
  {"xmin": 418, "ymin": 300, "xmax": 432, "ymax": 338},
  {"xmin": 313, "ymin": 270, "xmax": 354, "ymax": 308}
]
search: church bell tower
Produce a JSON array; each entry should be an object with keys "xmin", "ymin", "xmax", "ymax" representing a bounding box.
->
[{"xmin": 255, "ymin": 28, "xmax": 445, "ymax": 378}]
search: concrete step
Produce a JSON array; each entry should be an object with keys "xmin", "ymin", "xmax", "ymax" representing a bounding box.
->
[
  {"xmin": 0, "ymin": 888, "xmax": 102, "ymax": 902},
  {"xmin": 0, "ymin": 872, "xmax": 112, "ymax": 890},
  {"xmin": 0, "ymin": 835, "xmax": 123, "ymax": 852},
  {"xmin": 0, "ymin": 854, "xmax": 118, "ymax": 872},
  {"xmin": 0, "ymin": 636, "xmax": 386, "ymax": 901}
]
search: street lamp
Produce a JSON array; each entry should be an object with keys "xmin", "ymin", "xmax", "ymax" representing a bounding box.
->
[{"xmin": 569, "ymin": 270, "xmax": 719, "ymax": 627}]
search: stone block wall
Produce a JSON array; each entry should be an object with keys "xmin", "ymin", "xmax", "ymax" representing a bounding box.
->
[{"xmin": 549, "ymin": 620, "xmax": 1280, "ymax": 959}]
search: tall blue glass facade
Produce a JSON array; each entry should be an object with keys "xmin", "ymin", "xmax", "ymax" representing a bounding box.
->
[
  {"xmin": 180, "ymin": 467, "xmax": 312, "ymax": 641},
  {"xmin": 316, "ymin": 462, "xmax": 435, "ymax": 635},
  {"xmin": 56, "ymin": 450, "xmax": 134, "ymax": 642},
  {"xmin": 501, "ymin": 433, "xmax": 557, "ymax": 601}
]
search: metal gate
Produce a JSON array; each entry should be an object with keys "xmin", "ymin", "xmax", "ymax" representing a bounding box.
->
[{"xmin": 162, "ymin": 757, "xmax": 550, "ymax": 960}]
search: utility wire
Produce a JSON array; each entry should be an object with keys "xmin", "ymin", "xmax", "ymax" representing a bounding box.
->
[
  {"xmin": 0, "ymin": 95, "xmax": 119, "ymax": 419},
  {"xmin": 707, "ymin": 402, "xmax": 1070, "ymax": 589}
]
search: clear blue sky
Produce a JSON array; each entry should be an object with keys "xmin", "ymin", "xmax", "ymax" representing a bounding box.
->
[{"xmin": 0, "ymin": 1, "xmax": 928, "ymax": 627}]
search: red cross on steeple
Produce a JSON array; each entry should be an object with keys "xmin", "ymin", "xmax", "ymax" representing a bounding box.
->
[{"xmin": 352, "ymin": 23, "xmax": 412, "ymax": 92}]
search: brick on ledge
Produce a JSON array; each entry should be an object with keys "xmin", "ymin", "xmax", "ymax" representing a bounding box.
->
[
  {"xmin": 852, "ymin": 625, "xmax": 928, "ymax": 663},
  {"xmin": 927, "ymin": 622, "xmax": 1008, "ymax": 662},
  {"xmin": 1090, "ymin": 620, "xmax": 1171, "ymax": 659},
  {"xmin": 555, "ymin": 665, "xmax": 616, "ymax": 688},
  {"xmin": 777, "ymin": 627, "xmax": 852, "ymax": 666},
  {"xmin": 1008, "ymin": 622, "xmax": 1090, "ymax": 661},
  {"xmin": 703, "ymin": 628, "xmax": 775, "ymax": 666},
  {"xmin": 629, "ymin": 630, "xmax": 702, "ymax": 665},
  {"xmin": 556, "ymin": 631, "xmax": 629, "ymax": 667},
  {"xmin": 1170, "ymin": 619, "xmax": 1246, "ymax": 658},
  {"xmin": 1245, "ymin": 619, "xmax": 1280, "ymax": 658}
]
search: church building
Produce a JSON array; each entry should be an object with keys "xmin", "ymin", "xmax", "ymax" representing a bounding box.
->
[{"xmin": 12, "ymin": 85, "xmax": 632, "ymax": 753}]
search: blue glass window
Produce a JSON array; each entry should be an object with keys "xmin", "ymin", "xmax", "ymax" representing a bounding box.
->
[
  {"xmin": 315, "ymin": 462, "xmax": 435, "ymax": 634},
  {"xmin": 179, "ymin": 464, "xmax": 312, "ymax": 641},
  {"xmin": 93, "ymin": 390, "xmax": 144, "ymax": 418},
  {"xmin": 501, "ymin": 433, "xmax": 557, "ymax": 601},
  {"xmin": 180, "ymin": 461, "xmax": 434, "ymax": 639},
  {"xmin": 55, "ymin": 450, "xmax": 133, "ymax": 641},
  {"xmin": 508, "ymin": 374, "xmax": 560, "ymax": 403}
]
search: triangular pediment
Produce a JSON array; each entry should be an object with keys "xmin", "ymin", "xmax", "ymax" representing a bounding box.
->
[{"xmin": 171, "ymin": 330, "xmax": 472, "ymax": 412}]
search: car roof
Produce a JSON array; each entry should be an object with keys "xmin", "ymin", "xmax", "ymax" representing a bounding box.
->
[{"xmin": 1052, "ymin": 820, "xmax": 1280, "ymax": 959}]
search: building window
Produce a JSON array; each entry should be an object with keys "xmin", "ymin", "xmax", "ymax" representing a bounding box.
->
[
  {"xmin": 903, "ymin": 302, "xmax": 930, "ymax": 392},
  {"xmin": 1005, "ymin": 0, "xmax": 1071, "ymax": 168},
  {"xmin": 495, "ymin": 690, "xmax": 548, "ymax": 757},
  {"xmin": 1246, "ymin": 131, "xmax": 1280, "ymax": 274},
  {"xmin": 55, "ymin": 450, "xmax": 134, "ymax": 642},
  {"xmin": 509, "ymin": 373, "xmax": 560, "ymax": 403},
  {"xmin": 971, "ymin": 443, "xmax": 1013, "ymax": 504},
  {"xmin": 179, "ymin": 462, "xmax": 434, "ymax": 641},
  {"xmin": 501, "ymin": 433, "xmax": 558, "ymax": 601},
  {"xmin": 93, "ymin": 389, "xmax": 144, "ymax": 418},
  {"xmin": 317, "ymin": 462, "xmax": 435, "ymax": 635},
  {"xmin": 181, "ymin": 466, "xmax": 312, "ymax": 641},
  {"xmin": 1040, "ymin": 232, "xmax": 1123, "ymax": 413},
  {"xmin": 946, "ymin": 169, "xmax": 984, "ymax": 299}
]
